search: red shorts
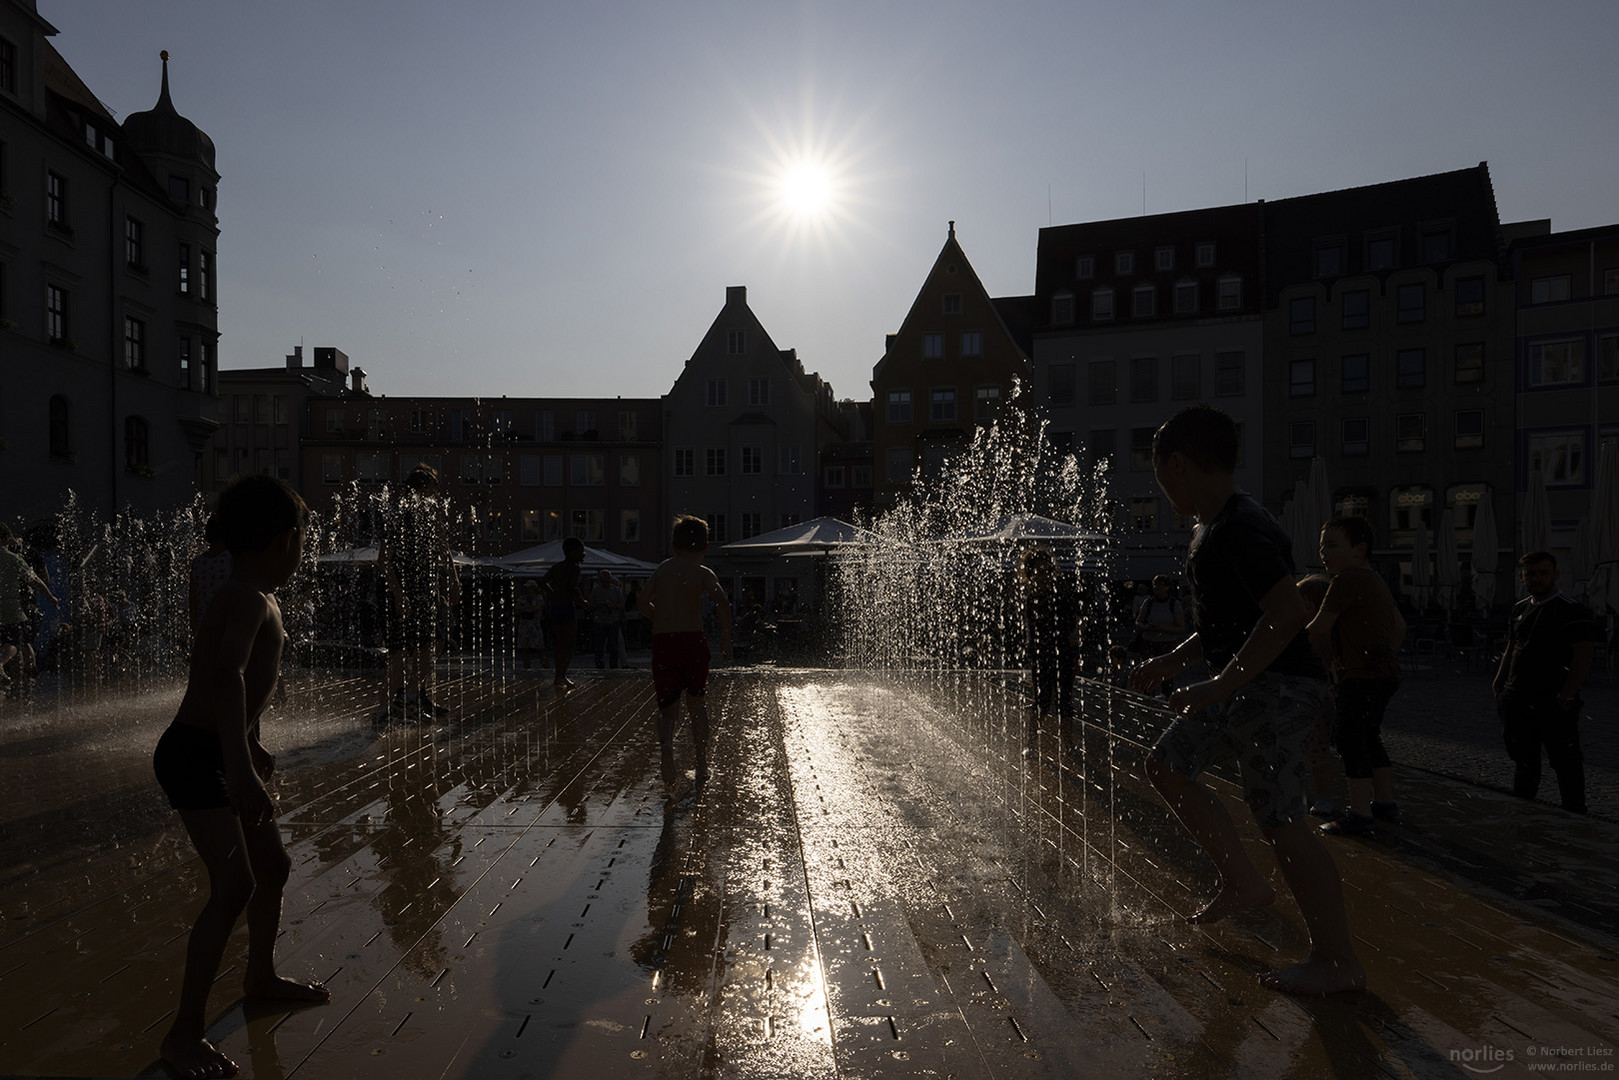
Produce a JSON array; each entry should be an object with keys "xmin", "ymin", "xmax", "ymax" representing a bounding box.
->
[{"xmin": 651, "ymin": 631, "xmax": 710, "ymax": 707}]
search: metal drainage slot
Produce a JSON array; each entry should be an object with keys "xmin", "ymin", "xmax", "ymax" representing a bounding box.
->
[
  {"xmin": 872, "ymin": 969, "xmax": 885, "ymax": 991},
  {"xmin": 392, "ymin": 1012, "xmax": 412, "ymax": 1037},
  {"xmin": 432, "ymin": 968, "xmax": 450, "ymax": 987},
  {"xmin": 1007, "ymin": 1016, "xmax": 1028, "ymax": 1042},
  {"xmin": 542, "ymin": 969, "xmax": 556, "ymax": 989}
]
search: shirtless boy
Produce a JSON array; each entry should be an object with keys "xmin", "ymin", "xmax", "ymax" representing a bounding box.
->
[
  {"xmin": 637, "ymin": 515, "xmax": 733, "ymax": 792},
  {"xmin": 151, "ymin": 476, "xmax": 329, "ymax": 1078},
  {"xmin": 1130, "ymin": 406, "xmax": 1364, "ymax": 996}
]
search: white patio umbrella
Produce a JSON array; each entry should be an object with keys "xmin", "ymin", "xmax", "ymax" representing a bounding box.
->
[
  {"xmin": 1435, "ymin": 508, "xmax": 1460, "ymax": 614},
  {"xmin": 491, "ymin": 541, "xmax": 658, "ymax": 574},
  {"xmin": 1470, "ymin": 491, "xmax": 1500, "ymax": 611},
  {"xmin": 1410, "ymin": 519, "xmax": 1432, "ymax": 610},
  {"xmin": 316, "ymin": 545, "xmax": 482, "ymax": 568},
  {"xmin": 1523, "ymin": 470, "xmax": 1552, "ymax": 555},
  {"xmin": 722, "ymin": 516, "xmax": 880, "ymax": 554},
  {"xmin": 1585, "ymin": 441, "xmax": 1619, "ymax": 619}
]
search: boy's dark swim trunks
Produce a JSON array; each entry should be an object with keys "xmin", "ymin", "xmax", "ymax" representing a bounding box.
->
[
  {"xmin": 651, "ymin": 631, "xmax": 710, "ymax": 708},
  {"xmin": 153, "ymin": 721, "xmax": 232, "ymax": 811}
]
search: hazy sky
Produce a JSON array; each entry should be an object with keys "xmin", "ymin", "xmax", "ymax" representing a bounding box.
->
[{"xmin": 47, "ymin": 0, "xmax": 1619, "ymax": 403}]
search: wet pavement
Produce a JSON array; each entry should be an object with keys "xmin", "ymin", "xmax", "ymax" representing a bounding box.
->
[{"xmin": 1, "ymin": 667, "xmax": 1617, "ymax": 1079}]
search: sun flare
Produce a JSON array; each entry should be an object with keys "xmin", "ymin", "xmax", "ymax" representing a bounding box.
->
[{"xmin": 779, "ymin": 161, "xmax": 835, "ymax": 220}]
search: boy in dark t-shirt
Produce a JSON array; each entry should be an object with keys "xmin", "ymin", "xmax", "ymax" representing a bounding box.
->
[
  {"xmin": 1492, "ymin": 551, "xmax": 1598, "ymax": 813},
  {"xmin": 1130, "ymin": 406, "xmax": 1362, "ymax": 997}
]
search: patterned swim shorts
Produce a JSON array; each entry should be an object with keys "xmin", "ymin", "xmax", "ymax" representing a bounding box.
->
[{"xmin": 1149, "ymin": 672, "xmax": 1326, "ymax": 830}]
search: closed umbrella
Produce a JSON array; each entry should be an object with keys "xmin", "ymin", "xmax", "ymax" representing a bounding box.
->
[
  {"xmin": 1586, "ymin": 441, "xmax": 1619, "ymax": 619},
  {"xmin": 1523, "ymin": 470, "xmax": 1552, "ymax": 555},
  {"xmin": 1435, "ymin": 508, "xmax": 1460, "ymax": 615},
  {"xmin": 1307, "ymin": 455, "xmax": 1334, "ymax": 568},
  {"xmin": 1410, "ymin": 519, "xmax": 1432, "ymax": 611},
  {"xmin": 1283, "ymin": 480, "xmax": 1314, "ymax": 575},
  {"xmin": 1471, "ymin": 491, "xmax": 1500, "ymax": 611}
]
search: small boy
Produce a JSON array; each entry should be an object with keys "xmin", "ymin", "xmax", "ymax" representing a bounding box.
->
[
  {"xmin": 638, "ymin": 516, "xmax": 733, "ymax": 792},
  {"xmin": 152, "ymin": 475, "xmax": 329, "ymax": 1079},
  {"xmin": 1130, "ymin": 406, "xmax": 1363, "ymax": 996},
  {"xmin": 540, "ymin": 537, "xmax": 590, "ymax": 689},
  {"xmin": 1309, "ymin": 518, "xmax": 1406, "ymax": 835}
]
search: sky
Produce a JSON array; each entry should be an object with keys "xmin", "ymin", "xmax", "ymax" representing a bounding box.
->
[{"xmin": 45, "ymin": 0, "xmax": 1619, "ymax": 403}]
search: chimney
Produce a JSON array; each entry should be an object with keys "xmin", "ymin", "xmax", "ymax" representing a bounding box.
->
[
  {"xmin": 350, "ymin": 367, "xmax": 368, "ymax": 394},
  {"xmin": 726, "ymin": 285, "xmax": 746, "ymax": 306},
  {"xmin": 285, "ymin": 345, "xmax": 303, "ymax": 369}
]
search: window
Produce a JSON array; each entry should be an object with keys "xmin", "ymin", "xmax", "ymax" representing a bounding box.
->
[
  {"xmin": 459, "ymin": 454, "xmax": 482, "ymax": 485},
  {"xmin": 885, "ymin": 447, "xmax": 913, "ymax": 485},
  {"xmin": 707, "ymin": 515, "xmax": 729, "ymax": 544},
  {"xmin": 1076, "ymin": 255, "xmax": 1095, "ymax": 278},
  {"xmin": 177, "ymin": 243, "xmax": 191, "ymax": 295},
  {"xmin": 1600, "ymin": 334, "xmax": 1619, "ymax": 383},
  {"xmin": 727, "ymin": 329, "xmax": 745, "ymax": 354},
  {"xmin": 1129, "ymin": 356, "xmax": 1157, "ymax": 402},
  {"xmin": 1289, "ymin": 421, "xmax": 1315, "ymax": 459},
  {"xmin": 748, "ymin": 377, "xmax": 770, "ymax": 406},
  {"xmin": 886, "ymin": 389, "xmax": 913, "ymax": 423},
  {"xmin": 621, "ymin": 510, "xmax": 640, "ymax": 544},
  {"xmin": 1396, "ymin": 348, "xmax": 1426, "ymax": 388},
  {"xmin": 46, "ymin": 284, "xmax": 67, "ymax": 344},
  {"xmin": 544, "ymin": 454, "xmax": 564, "ymax": 486},
  {"xmin": 123, "ymin": 317, "xmax": 146, "ymax": 370},
  {"xmin": 125, "ymin": 217, "xmax": 144, "ymax": 268},
  {"xmin": 851, "ymin": 465, "xmax": 872, "ymax": 488},
  {"xmin": 1130, "ymin": 496, "xmax": 1159, "ymax": 531},
  {"xmin": 1194, "ymin": 242, "xmax": 1215, "ymax": 268},
  {"xmin": 569, "ymin": 454, "xmax": 603, "ymax": 486},
  {"xmin": 1051, "ymin": 293, "xmax": 1075, "ymax": 324},
  {"xmin": 1530, "ymin": 275, "xmax": 1571, "ymax": 304},
  {"xmin": 322, "ymin": 453, "xmax": 342, "ymax": 484},
  {"xmin": 200, "ymin": 341, "xmax": 213, "ymax": 393},
  {"xmin": 1366, "ymin": 234, "xmax": 1396, "ymax": 271},
  {"xmin": 168, "ymin": 174, "xmax": 191, "ymax": 202},
  {"xmin": 0, "ymin": 35, "xmax": 15, "ymax": 94},
  {"xmin": 741, "ymin": 513, "xmax": 762, "ymax": 540},
  {"xmin": 1089, "ymin": 428, "xmax": 1115, "ymax": 464},
  {"xmin": 1341, "ymin": 353, "xmax": 1369, "ymax": 393},
  {"xmin": 1454, "ymin": 410, "xmax": 1484, "ymax": 449},
  {"xmin": 620, "ymin": 454, "xmax": 640, "ymax": 486},
  {"xmin": 1171, "ymin": 354, "xmax": 1200, "ymax": 400},
  {"xmin": 706, "ymin": 379, "xmax": 727, "ymax": 406},
  {"xmin": 618, "ymin": 410, "xmax": 638, "ymax": 440},
  {"xmin": 178, "ymin": 337, "xmax": 191, "ymax": 388},
  {"xmin": 1289, "ymin": 297, "xmax": 1316, "ymax": 334},
  {"xmin": 1155, "ymin": 246, "xmax": 1174, "ymax": 271},
  {"xmin": 779, "ymin": 446, "xmax": 803, "ymax": 476},
  {"xmin": 1115, "ymin": 251, "xmax": 1134, "ymax": 275},
  {"xmin": 1528, "ymin": 339, "xmax": 1585, "ymax": 386},
  {"xmin": 1455, "ymin": 276, "xmax": 1485, "ymax": 316},
  {"xmin": 46, "ymin": 171, "xmax": 67, "ymax": 229},
  {"xmin": 1215, "ymin": 351, "xmax": 1244, "ymax": 396},
  {"xmin": 1395, "ymin": 413, "xmax": 1426, "ymax": 453},
  {"xmin": 49, "ymin": 395, "xmax": 71, "ymax": 458},
  {"xmin": 825, "ymin": 465, "xmax": 846, "ymax": 488},
  {"xmin": 409, "ymin": 408, "xmax": 432, "ymax": 434},
  {"xmin": 1528, "ymin": 430, "xmax": 1586, "ymax": 486},
  {"xmin": 942, "ymin": 293, "xmax": 962, "ymax": 315},
  {"xmin": 1315, "ymin": 243, "xmax": 1344, "ymax": 277},
  {"xmin": 1396, "ymin": 283, "xmax": 1425, "ymax": 323},
  {"xmin": 960, "ymin": 330, "xmax": 982, "ymax": 357},
  {"xmin": 124, "ymin": 416, "xmax": 150, "ymax": 469},
  {"xmin": 1454, "ymin": 343, "xmax": 1484, "ymax": 384},
  {"xmin": 1131, "ymin": 427, "xmax": 1155, "ymax": 471},
  {"xmin": 1216, "ymin": 275, "xmax": 1242, "ymax": 311},
  {"xmin": 1091, "ymin": 288, "xmax": 1115, "ymax": 320},
  {"xmin": 705, "ymin": 448, "xmax": 726, "ymax": 476},
  {"xmin": 1341, "ymin": 418, "xmax": 1369, "ymax": 456},
  {"xmin": 1131, "ymin": 284, "xmax": 1156, "ymax": 318},
  {"xmin": 1420, "ymin": 226, "xmax": 1451, "ymax": 263},
  {"xmin": 1606, "ymin": 268, "xmax": 1619, "ymax": 296},
  {"xmin": 1289, "ymin": 359, "xmax": 1315, "ymax": 397},
  {"xmin": 575, "ymin": 410, "xmax": 597, "ymax": 436},
  {"xmin": 741, "ymin": 445, "xmax": 763, "ymax": 474},
  {"xmin": 1390, "ymin": 486, "xmax": 1434, "ymax": 535},
  {"xmin": 519, "ymin": 454, "xmax": 543, "ymax": 486},
  {"xmin": 974, "ymin": 384, "xmax": 1000, "ymax": 420},
  {"xmin": 1088, "ymin": 360, "xmax": 1116, "ymax": 405},
  {"xmin": 1340, "ymin": 289, "xmax": 1369, "ymax": 330},
  {"xmin": 930, "ymin": 388, "xmax": 957, "ymax": 422},
  {"xmin": 1173, "ymin": 281, "xmax": 1198, "ymax": 314},
  {"xmin": 673, "ymin": 448, "xmax": 694, "ymax": 477},
  {"xmin": 922, "ymin": 332, "xmax": 944, "ymax": 359},
  {"xmin": 1048, "ymin": 363, "xmax": 1075, "ymax": 405},
  {"xmin": 198, "ymin": 251, "xmax": 210, "ymax": 302},
  {"xmin": 570, "ymin": 509, "xmax": 604, "ymax": 542},
  {"xmin": 535, "ymin": 410, "xmax": 555, "ymax": 441}
]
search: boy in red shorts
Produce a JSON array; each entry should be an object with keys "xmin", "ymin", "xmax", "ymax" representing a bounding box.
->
[{"xmin": 638, "ymin": 515, "xmax": 733, "ymax": 793}]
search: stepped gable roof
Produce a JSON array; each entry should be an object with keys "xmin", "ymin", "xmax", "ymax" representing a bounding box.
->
[{"xmin": 122, "ymin": 51, "xmax": 216, "ymax": 171}]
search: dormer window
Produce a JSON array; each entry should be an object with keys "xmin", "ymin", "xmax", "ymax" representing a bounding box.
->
[
  {"xmin": 0, "ymin": 37, "xmax": 17, "ymax": 95},
  {"xmin": 168, "ymin": 175, "xmax": 191, "ymax": 203},
  {"xmin": 727, "ymin": 329, "xmax": 745, "ymax": 354},
  {"xmin": 1115, "ymin": 251, "xmax": 1134, "ymax": 275},
  {"xmin": 942, "ymin": 293, "xmax": 962, "ymax": 315}
]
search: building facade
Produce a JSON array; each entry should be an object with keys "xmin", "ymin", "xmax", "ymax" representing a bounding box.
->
[
  {"xmin": 1, "ymin": 6, "xmax": 219, "ymax": 521},
  {"xmin": 1262, "ymin": 164, "xmax": 1516, "ymax": 591},
  {"xmin": 206, "ymin": 345, "xmax": 367, "ymax": 494},
  {"xmin": 870, "ymin": 223, "xmax": 1033, "ymax": 507},
  {"xmin": 1032, "ymin": 203, "xmax": 1266, "ymax": 551}
]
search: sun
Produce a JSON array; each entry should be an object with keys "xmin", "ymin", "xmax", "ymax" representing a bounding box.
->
[{"xmin": 779, "ymin": 160, "xmax": 835, "ymax": 220}]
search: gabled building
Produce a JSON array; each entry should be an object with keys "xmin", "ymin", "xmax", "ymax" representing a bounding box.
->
[
  {"xmin": 1033, "ymin": 203, "xmax": 1266, "ymax": 552},
  {"xmin": 1, "ymin": 5, "xmax": 219, "ymax": 521},
  {"xmin": 663, "ymin": 285, "xmax": 849, "ymax": 608},
  {"xmin": 870, "ymin": 222, "xmax": 1033, "ymax": 506},
  {"xmin": 1262, "ymin": 164, "xmax": 1516, "ymax": 592},
  {"xmin": 1509, "ymin": 221, "xmax": 1619, "ymax": 568}
]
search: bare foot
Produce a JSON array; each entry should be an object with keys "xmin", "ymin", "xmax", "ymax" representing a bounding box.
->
[
  {"xmin": 1258, "ymin": 955, "xmax": 1366, "ymax": 996},
  {"xmin": 244, "ymin": 973, "xmax": 331, "ymax": 1003},
  {"xmin": 1187, "ymin": 882, "xmax": 1275, "ymax": 924},
  {"xmin": 160, "ymin": 1035, "xmax": 239, "ymax": 1079}
]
